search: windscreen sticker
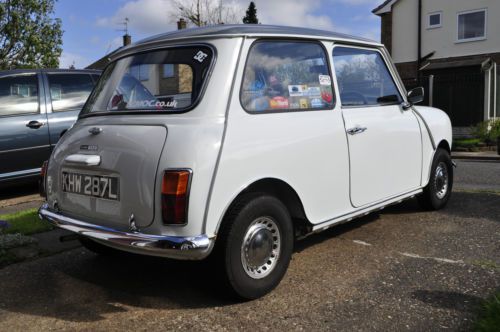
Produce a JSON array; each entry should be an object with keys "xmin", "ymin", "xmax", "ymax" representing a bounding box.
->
[
  {"xmin": 270, "ymin": 96, "xmax": 289, "ymax": 109},
  {"xmin": 307, "ymin": 86, "xmax": 321, "ymax": 97},
  {"xmin": 299, "ymin": 98, "xmax": 309, "ymax": 109},
  {"xmin": 193, "ymin": 50, "xmax": 208, "ymax": 63},
  {"xmin": 319, "ymin": 75, "xmax": 331, "ymax": 86},
  {"xmin": 310, "ymin": 98, "xmax": 323, "ymax": 108},
  {"xmin": 288, "ymin": 85, "xmax": 307, "ymax": 97}
]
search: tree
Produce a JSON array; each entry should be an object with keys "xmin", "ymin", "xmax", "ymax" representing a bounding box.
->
[
  {"xmin": 242, "ymin": 1, "xmax": 258, "ymax": 24},
  {"xmin": 170, "ymin": 0, "xmax": 239, "ymax": 27},
  {"xmin": 0, "ymin": 0, "xmax": 63, "ymax": 69}
]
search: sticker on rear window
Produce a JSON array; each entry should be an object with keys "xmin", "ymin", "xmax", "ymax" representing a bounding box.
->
[
  {"xmin": 194, "ymin": 51, "xmax": 208, "ymax": 63},
  {"xmin": 319, "ymin": 75, "xmax": 331, "ymax": 86}
]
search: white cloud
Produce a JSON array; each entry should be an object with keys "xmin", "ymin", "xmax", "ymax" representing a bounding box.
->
[
  {"xmin": 59, "ymin": 51, "xmax": 90, "ymax": 69},
  {"xmin": 250, "ymin": 0, "xmax": 334, "ymax": 30},
  {"xmin": 96, "ymin": 0, "xmax": 176, "ymax": 35},
  {"xmin": 96, "ymin": 0, "xmax": 339, "ymax": 36}
]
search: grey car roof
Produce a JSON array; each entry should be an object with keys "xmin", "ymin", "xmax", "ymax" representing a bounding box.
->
[
  {"xmin": 0, "ymin": 68, "xmax": 101, "ymax": 76},
  {"xmin": 111, "ymin": 24, "xmax": 381, "ymax": 60}
]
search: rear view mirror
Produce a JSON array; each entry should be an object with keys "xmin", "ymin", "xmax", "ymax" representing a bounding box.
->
[{"xmin": 408, "ymin": 87, "xmax": 424, "ymax": 105}]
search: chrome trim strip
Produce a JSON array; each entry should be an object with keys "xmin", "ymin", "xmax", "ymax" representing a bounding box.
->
[
  {"xmin": 64, "ymin": 154, "xmax": 101, "ymax": 166},
  {"xmin": 310, "ymin": 188, "xmax": 423, "ymax": 233},
  {"xmin": 0, "ymin": 167, "xmax": 41, "ymax": 179},
  {"xmin": 0, "ymin": 145, "xmax": 51, "ymax": 154},
  {"xmin": 38, "ymin": 203, "xmax": 213, "ymax": 260}
]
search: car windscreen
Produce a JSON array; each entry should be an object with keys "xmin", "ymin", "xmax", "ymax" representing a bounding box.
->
[{"xmin": 81, "ymin": 46, "xmax": 213, "ymax": 116}]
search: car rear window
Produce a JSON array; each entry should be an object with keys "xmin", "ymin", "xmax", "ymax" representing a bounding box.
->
[
  {"xmin": 241, "ymin": 40, "xmax": 335, "ymax": 113},
  {"xmin": 81, "ymin": 46, "xmax": 213, "ymax": 115}
]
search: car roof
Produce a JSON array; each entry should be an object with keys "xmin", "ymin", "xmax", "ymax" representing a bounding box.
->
[
  {"xmin": 0, "ymin": 68, "xmax": 101, "ymax": 76},
  {"xmin": 112, "ymin": 24, "xmax": 382, "ymax": 59}
]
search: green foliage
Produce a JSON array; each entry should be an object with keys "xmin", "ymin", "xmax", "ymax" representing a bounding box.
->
[
  {"xmin": 242, "ymin": 1, "xmax": 259, "ymax": 24},
  {"xmin": 453, "ymin": 138, "xmax": 481, "ymax": 148},
  {"xmin": 0, "ymin": 208, "xmax": 53, "ymax": 235},
  {"xmin": 474, "ymin": 292, "xmax": 500, "ymax": 332},
  {"xmin": 0, "ymin": 0, "xmax": 63, "ymax": 69},
  {"xmin": 471, "ymin": 119, "xmax": 500, "ymax": 144}
]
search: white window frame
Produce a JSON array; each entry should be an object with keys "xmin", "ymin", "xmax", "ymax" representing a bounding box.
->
[
  {"xmin": 427, "ymin": 11, "xmax": 442, "ymax": 29},
  {"xmin": 456, "ymin": 8, "xmax": 487, "ymax": 43}
]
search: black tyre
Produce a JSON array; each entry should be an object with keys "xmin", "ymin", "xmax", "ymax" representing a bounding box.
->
[
  {"xmin": 215, "ymin": 193, "xmax": 294, "ymax": 300},
  {"xmin": 418, "ymin": 148, "xmax": 453, "ymax": 210},
  {"xmin": 79, "ymin": 236, "xmax": 120, "ymax": 256}
]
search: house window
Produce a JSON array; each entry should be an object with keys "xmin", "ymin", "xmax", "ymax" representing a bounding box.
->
[
  {"xmin": 457, "ymin": 9, "xmax": 487, "ymax": 42},
  {"xmin": 129, "ymin": 64, "xmax": 150, "ymax": 81},
  {"xmin": 428, "ymin": 12, "xmax": 442, "ymax": 29},
  {"xmin": 163, "ymin": 64, "xmax": 175, "ymax": 78}
]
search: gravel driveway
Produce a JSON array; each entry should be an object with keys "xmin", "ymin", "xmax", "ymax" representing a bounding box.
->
[{"xmin": 0, "ymin": 162, "xmax": 499, "ymax": 331}]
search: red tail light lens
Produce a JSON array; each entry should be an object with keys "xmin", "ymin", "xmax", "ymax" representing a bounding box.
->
[
  {"xmin": 39, "ymin": 160, "xmax": 48, "ymax": 198},
  {"xmin": 161, "ymin": 170, "xmax": 191, "ymax": 225}
]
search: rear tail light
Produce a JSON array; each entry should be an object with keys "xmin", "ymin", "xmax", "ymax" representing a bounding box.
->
[
  {"xmin": 161, "ymin": 170, "xmax": 191, "ymax": 225},
  {"xmin": 39, "ymin": 160, "xmax": 48, "ymax": 198}
]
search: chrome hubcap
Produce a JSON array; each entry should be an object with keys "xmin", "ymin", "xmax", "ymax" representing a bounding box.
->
[
  {"xmin": 241, "ymin": 217, "xmax": 281, "ymax": 279},
  {"xmin": 434, "ymin": 162, "xmax": 449, "ymax": 200}
]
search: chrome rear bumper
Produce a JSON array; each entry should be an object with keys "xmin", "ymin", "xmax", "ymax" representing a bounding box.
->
[{"xmin": 38, "ymin": 203, "xmax": 213, "ymax": 260}]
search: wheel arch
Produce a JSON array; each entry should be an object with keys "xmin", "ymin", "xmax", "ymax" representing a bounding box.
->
[
  {"xmin": 437, "ymin": 139, "xmax": 451, "ymax": 153},
  {"xmin": 215, "ymin": 178, "xmax": 311, "ymax": 238}
]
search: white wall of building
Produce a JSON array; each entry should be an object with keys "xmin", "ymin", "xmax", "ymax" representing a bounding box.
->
[
  {"xmin": 391, "ymin": 0, "xmax": 418, "ymax": 63},
  {"xmin": 391, "ymin": 0, "xmax": 500, "ymax": 63}
]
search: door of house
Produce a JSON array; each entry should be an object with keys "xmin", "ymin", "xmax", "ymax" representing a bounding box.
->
[{"xmin": 425, "ymin": 67, "xmax": 484, "ymax": 127}]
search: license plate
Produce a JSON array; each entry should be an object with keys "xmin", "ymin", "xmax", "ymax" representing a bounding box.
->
[{"xmin": 62, "ymin": 172, "xmax": 120, "ymax": 201}]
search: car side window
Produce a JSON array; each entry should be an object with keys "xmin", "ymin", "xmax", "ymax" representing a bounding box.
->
[
  {"xmin": 241, "ymin": 40, "xmax": 335, "ymax": 113},
  {"xmin": 332, "ymin": 47, "xmax": 402, "ymax": 107},
  {"xmin": 0, "ymin": 74, "xmax": 39, "ymax": 117},
  {"xmin": 47, "ymin": 73, "xmax": 95, "ymax": 112}
]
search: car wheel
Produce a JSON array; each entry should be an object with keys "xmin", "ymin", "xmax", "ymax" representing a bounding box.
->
[
  {"xmin": 79, "ymin": 236, "xmax": 121, "ymax": 256},
  {"xmin": 215, "ymin": 193, "xmax": 294, "ymax": 300},
  {"xmin": 418, "ymin": 148, "xmax": 453, "ymax": 210}
]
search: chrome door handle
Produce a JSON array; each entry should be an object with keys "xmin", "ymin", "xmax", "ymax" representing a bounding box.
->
[
  {"xmin": 26, "ymin": 120, "xmax": 45, "ymax": 129},
  {"xmin": 64, "ymin": 154, "xmax": 101, "ymax": 166},
  {"xmin": 346, "ymin": 126, "xmax": 367, "ymax": 135}
]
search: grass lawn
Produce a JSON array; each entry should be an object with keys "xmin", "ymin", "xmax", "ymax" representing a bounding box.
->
[
  {"xmin": 453, "ymin": 138, "xmax": 482, "ymax": 148},
  {"xmin": 475, "ymin": 292, "xmax": 500, "ymax": 332},
  {"xmin": 0, "ymin": 208, "xmax": 53, "ymax": 235}
]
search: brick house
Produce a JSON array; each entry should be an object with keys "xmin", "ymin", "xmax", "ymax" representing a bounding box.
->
[{"xmin": 373, "ymin": 0, "xmax": 499, "ymax": 136}]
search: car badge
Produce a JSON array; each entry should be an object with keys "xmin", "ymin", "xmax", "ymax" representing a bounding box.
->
[
  {"xmin": 80, "ymin": 144, "xmax": 98, "ymax": 151},
  {"xmin": 89, "ymin": 127, "xmax": 103, "ymax": 135}
]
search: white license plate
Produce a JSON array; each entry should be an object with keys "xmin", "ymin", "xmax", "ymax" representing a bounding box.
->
[{"xmin": 62, "ymin": 172, "xmax": 120, "ymax": 201}]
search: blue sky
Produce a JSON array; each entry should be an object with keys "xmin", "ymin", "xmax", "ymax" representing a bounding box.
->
[{"xmin": 56, "ymin": 0, "xmax": 382, "ymax": 68}]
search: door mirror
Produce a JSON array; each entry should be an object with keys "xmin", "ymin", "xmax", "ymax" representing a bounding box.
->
[{"xmin": 407, "ymin": 87, "xmax": 424, "ymax": 105}]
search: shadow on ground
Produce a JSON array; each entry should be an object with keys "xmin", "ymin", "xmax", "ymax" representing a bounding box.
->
[
  {"xmin": 0, "ymin": 190, "xmax": 498, "ymax": 323},
  {"xmin": 412, "ymin": 290, "xmax": 483, "ymax": 312},
  {"xmin": 0, "ymin": 180, "xmax": 38, "ymax": 201}
]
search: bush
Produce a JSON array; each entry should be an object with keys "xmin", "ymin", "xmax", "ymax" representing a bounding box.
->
[
  {"xmin": 475, "ymin": 292, "xmax": 500, "ymax": 332},
  {"xmin": 472, "ymin": 119, "xmax": 500, "ymax": 145}
]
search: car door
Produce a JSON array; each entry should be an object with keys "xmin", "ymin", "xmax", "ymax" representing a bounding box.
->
[
  {"xmin": 0, "ymin": 72, "xmax": 50, "ymax": 180},
  {"xmin": 332, "ymin": 45, "xmax": 422, "ymax": 207},
  {"xmin": 44, "ymin": 72, "xmax": 97, "ymax": 148}
]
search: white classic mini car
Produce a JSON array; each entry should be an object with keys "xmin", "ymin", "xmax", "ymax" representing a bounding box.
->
[{"xmin": 39, "ymin": 25, "xmax": 453, "ymax": 299}]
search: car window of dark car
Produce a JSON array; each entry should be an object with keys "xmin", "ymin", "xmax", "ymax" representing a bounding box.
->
[
  {"xmin": 47, "ymin": 73, "xmax": 95, "ymax": 112},
  {"xmin": 0, "ymin": 74, "xmax": 39, "ymax": 117}
]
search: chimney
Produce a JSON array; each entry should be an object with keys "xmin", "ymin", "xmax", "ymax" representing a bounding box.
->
[
  {"xmin": 123, "ymin": 34, "xmax": 131, "ymax": 46},
  {"xmin": 177, "ymin": 18, "xmax": 187, "ymax": 30}
]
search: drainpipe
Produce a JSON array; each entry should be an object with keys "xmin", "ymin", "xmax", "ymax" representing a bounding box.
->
[{"xmin": 417, "ymin": 0, "xmax": 422, "ymax": 84}]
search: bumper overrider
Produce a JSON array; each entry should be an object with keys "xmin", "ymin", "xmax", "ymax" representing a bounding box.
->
[{"xmin": 38, "ymin": 203, "xmax": 213, "ymax": 260}]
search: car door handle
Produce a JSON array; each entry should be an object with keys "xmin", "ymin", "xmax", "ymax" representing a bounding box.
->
[
  {"xmin": 346, "ymin": 126, "xmax": 367, "ymax": 135},
  {"xmin": 26, "ymin": 120, "xmax": 45, "ymax": 129},
  {"xmin": 64, "ymin": 154, "xmax": 101, "ymax": 166}
]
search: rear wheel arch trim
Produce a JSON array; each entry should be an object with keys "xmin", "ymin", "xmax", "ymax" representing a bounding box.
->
[{"xmin": 213, "ymin": 177, "xmax": 310, "ymax": 237}]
